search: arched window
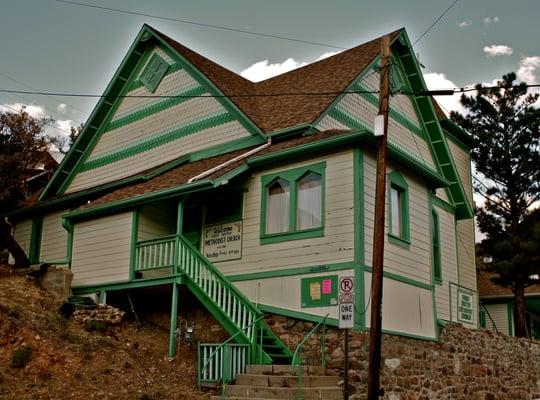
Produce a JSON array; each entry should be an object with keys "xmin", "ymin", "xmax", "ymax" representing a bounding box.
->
[
  {"xmin": 297, "ymin": 172, "xmax": 322, "ymax": 230},
  {"xmin": 265, "ymin": 178, "xmax": 290, "ymax": 234}
]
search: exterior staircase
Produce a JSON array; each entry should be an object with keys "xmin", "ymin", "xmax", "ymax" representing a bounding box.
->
[
  {"xmin": 136, "ymin": 234, "xmax": 293, "ymax": 363},
  {"xmin": 212, "ymin": 364, "xmax": 342, "ymax": 400}
]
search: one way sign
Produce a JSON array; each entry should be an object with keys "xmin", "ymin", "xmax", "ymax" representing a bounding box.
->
[{"xmin": 338, "ymin": 276, "xmax": 355, "ymax": 329}]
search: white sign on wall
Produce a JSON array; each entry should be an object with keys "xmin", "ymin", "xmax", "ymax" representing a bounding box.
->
[
  {"xmin": 202, "ymin": 221, "xmax": 242, "ymax": 262},
  {"xmin": 339, "ymin": 276, "xmax": 355, "ymax": 329}
]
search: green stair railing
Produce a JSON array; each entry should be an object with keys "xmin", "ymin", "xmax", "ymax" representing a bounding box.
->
[{"xmin": 291, "ymin": 314, "xmax": 329, "ymax": 400}]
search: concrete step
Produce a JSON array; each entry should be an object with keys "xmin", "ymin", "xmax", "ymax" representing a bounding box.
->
[
  {"xmin": 235, "ymin": 373, "xmax": 339, "ymax": 388},
  {"xmin": 224, "ymin": 385, "xmax": 342, "ymax": 399},
  {"xmin": 246, "ymin": 364, "xmax": 326, "ymax": 376}
]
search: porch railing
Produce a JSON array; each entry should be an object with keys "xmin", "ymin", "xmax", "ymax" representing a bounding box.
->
[
  {"xmin": 135, "ymin": 234, "xmax": 264, "ymax": 352},
  {"xmin": 135, "ymin": 235, "xmax": 177, "ymax": 271},
  {"xmin": 198, "ymin": 343, "xmax": 250, "ymax": 388}
]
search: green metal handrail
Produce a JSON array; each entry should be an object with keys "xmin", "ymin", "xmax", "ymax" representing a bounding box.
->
[
  {"xmin": 290, "ymin": 314, "xmax": 329, "ymax": 400},
  {"xmin": 199, "ymin": 315, "xmax": 265, "ymax": 396}
]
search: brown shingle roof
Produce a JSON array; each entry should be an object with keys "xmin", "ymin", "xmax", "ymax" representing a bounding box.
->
[
  {"xmin": 477, "ymin": 268, "xmax": 540, "ymax": 298},
  {"xmin": 156, "ymin": 27, "xmax": 402, "ymax": 132}
]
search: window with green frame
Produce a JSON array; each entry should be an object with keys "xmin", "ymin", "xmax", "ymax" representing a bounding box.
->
[
  {"xmin": 28, "ymin": 218, "xmax": 43, "ymax": 264},
  {"xmin": 260, "ymin": 162, "xmax": 325, "ymax": 244},
  {"xmin": 387, "ymin": 171, "xmax": 410, "ymax": 248},
  {"xmin": 479, "ymin": 308, "xmax": 486, "ymax": 329},
  {"xmin": 139, "ymin": 53, "xmax": 169, "ymax": 93},
  {"xmin": 431, "ymin": 209, "xmax": 442, "ymax": 283}
]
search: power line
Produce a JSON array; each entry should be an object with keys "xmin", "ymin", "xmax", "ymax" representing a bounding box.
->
[
  {"xmin": 54, "ymin": 0, "xmax": 347, "ymax": 50},
  {"xmin": 0, "ymin": 102, "xmax": 72, "ymax": 135},
  {"xmin": 0, "ymin": 70, "xmax": 88, "ymax": 121},
  {"xmin": 412, "ymin": 0, "xmax": 460, "ymax": 46},
  {"xmin": 1, "ymin": 84, "xmax": 538, "ymax": 99}
]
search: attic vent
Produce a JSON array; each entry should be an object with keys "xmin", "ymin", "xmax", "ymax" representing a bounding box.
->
[{"xmin": 139, "ymin": 53, "xmax": 169, "ymax": 93}]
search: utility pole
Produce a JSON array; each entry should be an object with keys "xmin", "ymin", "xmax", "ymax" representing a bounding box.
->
[{"xmin": 366, "ymin": 34, "xmax": 391, "ymax": 400}]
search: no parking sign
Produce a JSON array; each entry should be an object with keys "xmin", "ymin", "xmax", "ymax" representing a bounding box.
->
[{"xmin": 338, "ymin": 276, "xmax": 355, "ymax": 329}]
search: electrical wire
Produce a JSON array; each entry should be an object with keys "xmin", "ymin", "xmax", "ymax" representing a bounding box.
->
[
  {"xmin": 412, "ymin": 0, "xmax": 460, "ymax": 46},
  {"xmin": 1, "ymin": 84, "xmax": 538, "ymax": 100},
  {"xmin": 54, "ymin": 0, "xmax": 347, "ymax": 50}
]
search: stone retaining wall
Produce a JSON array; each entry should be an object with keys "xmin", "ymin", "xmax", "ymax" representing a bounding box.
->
[{"xmin": 266, "ymin": 317, "xmax": 540, "ymax": 400}]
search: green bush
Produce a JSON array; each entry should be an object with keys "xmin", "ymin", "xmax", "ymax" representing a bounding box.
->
[
  {"xmin": 85, "ymin": 320, "xmax": 108, "ymax": 332},
  {"xmin": 11, "ymin": 346, "xmax": 32, "ymax": 368}
]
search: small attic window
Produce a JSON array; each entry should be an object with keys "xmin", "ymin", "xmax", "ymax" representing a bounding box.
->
[{"xmin": 139, "ymin": 53, "xmax": 169, "ymax": 93}]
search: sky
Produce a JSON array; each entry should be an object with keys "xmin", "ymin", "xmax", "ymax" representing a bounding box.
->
[
  {"xmin": 1, "ymin": 0, "xmax": 539, "ymax": 239},
  {"xmin": 1, "ymin": 0, "xmax": 539, "ymax": 135}
]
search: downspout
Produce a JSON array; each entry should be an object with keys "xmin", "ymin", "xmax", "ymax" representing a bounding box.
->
[{"xmin": 187, "ymin": 138, "xmax": 272, "ymax": 184}]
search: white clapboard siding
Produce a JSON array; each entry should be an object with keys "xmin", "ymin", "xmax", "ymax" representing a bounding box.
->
[
  {"xmin": 40, "ymin": 210, "xmax": 68, "ymax": 262},
  {"xmin": 456, "ymin": 219, "xmax": 477, "ymax": 291},
  {"xmin": 138, "ymin": 203, "xmax": 176, "ymax": 242},
  {"xmin": 483, "ymin": 303, "xmax": 511, "ymax": 335},
  {"xmin": 67, "ymin": 120, "xmax": 249, "ymax": 193},
  {"xmin": 233, "ymin": 269, "xmax": 355, "ymax": 321},
  {"xmin": 71, "ymin": 212, "xmax": 133, "ymax": 286},
  {"xmin": 364, "ymin": 272, "xmax": 436, "ymax": 339},
  {"xmin": 12, "ymin": 219, "xmax": 32, "ymax": 256},
  {"xmin": 64, "ymin": 44, "xmax": 252, "ymax": 194},
  {"xmin": 364, "ymin": 151, "xmax": 432, "ymax": 284},
  {"xmin": 433, "ymin": 206, "xmax": 458, "ymax": 321},
  {"xmin": 446, "ymin": 138, "xmax": 473, "ymax": 206},
  {"xmin": 217, "ymin": 149, "xmax": 355, "ymax": 275}
]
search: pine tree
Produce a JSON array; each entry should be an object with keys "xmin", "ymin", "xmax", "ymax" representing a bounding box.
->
[{"xmin": 451, "ymin": 72, "xmax": 540, "ymax": 337}]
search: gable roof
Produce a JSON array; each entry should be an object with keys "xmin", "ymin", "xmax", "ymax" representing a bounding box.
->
[
  {"xmin": 157, "ymin": 27, "xmax": 401, "ymax": 133},
  {"xmin": 478, "ymin": 268, "xmax": 540, "ymax": 299}
]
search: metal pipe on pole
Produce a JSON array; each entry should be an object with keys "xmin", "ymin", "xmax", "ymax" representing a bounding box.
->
[{"xmin": 366, "ymin": 34, "xmax": 391, "ymax": 400}]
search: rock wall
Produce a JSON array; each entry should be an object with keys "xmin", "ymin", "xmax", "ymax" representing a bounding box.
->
[{"xmin": 266, "ymin": 317, "xmax": 540, "ymax": 400}]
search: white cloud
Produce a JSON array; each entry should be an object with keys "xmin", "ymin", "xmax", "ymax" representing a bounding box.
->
[
  {"xmin": 241, "ymin": 51, "xmax": 342, "ymax": 82},
  {"xmin": 517, "ymin": 56, "xmax": 540, "ymax": 85},
  {"xmin": 423, "ymin": 72, "xmax": 464, "ymax": 115},
  {"xmin": 57, "ymin": 103, "xmax": 67, "ymax": 114},
  {"xmin": 483, "ymin": 45, "xmax": 513, "ymax": 57},
  {"xmin": 483, "ymin": 16, "xmax": 500, "ymax": 25},
  {"xmin": 0, "ymin": 102, "xmax": 73, "ymax": 139},
  {"xmin": 241, "ymin": 58, "xmax": 307, "ymax": 82},
  {"xmin": 457, "ymin": 19, "xmax": 472, "ymax": 29}
]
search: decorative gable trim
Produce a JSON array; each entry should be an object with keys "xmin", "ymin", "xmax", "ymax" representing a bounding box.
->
[{"xmin": 139, "ymin": 53, "xmax": 169, "ymax": 92}]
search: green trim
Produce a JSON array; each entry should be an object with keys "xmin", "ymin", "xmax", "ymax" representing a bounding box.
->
[
  {"xmin": 479, "ymin": 308, "xmax": 486, "ymax": 328},
  {"xmin": 354, "ymin": 81, "xmax": 425, "ymax": 139},
  {"xmin": 227, "ymin": 261, "xmax": 356, "ymax": 282},
  {"xmin": 80, "ymin": 112, "xmax": 234, "ymax": 172},
  {"xmin": 266, "ymin": 123, "xmax": 315, "ymax": 139},
  {"xmin": 507, "ymin": 302, "xmax": 514, "ymax": 336},
  {"xmin": 129, "ymin": 210, "xmax": 139, "ymax": 281},
  {"xmin": 259, "ymin": 162, "xmax": 326, "ymax": 244},
  {"xmin": 63, "ymin": 180, "xmax": 212, "ymax": 221},
  {"xmin": 248, "ymin": 130, "xmax": 367, "ymax": 167},
  {"xmin": 72, "ymin": 274, "xmax": 183, "ymax": 294},
  {"xmin": 258, "ymin": 304, "xmax": 339, "ymax": 327},
  {"xmin": 29, "ymin": 218, "xmax": 43, "ymax": 264},
  {"xmin": 301, "ymin": 275, "xmax": 338, "ymax": 308},
  {"xmin": 139, "ymin": 53, "xmax": 169, "ymax": 93},
  {"xmin": 431, "ymin": 208, "xmax": 442, "ymax": 284},
  {"xmin": 149, "ymin": 25, "xmax": 265, "ymax": 139},
  {"xmin": 62, "ymin": 218, "xmax": 74, "ymax": 268},
  {"xmin": 40, "ymin": 25, "xmax": 153, "ymax": 199},
  {"xmin": 380, "ymin": 328, "xmax": 437, "ymax": 342},
  {"xmin": 387, "ymin": 171, "xmax": 410, "ymax": 248},
  {"xmin": 169, "ymin": 282, "xmax": 179, "ymax": 356},
  {"xmin": 104, "ymin": 84, "xmax": 205, "ymax": 132},
  {"xmin": 40, "ymin": 260, "xmax": 69, "ymax": 265},
  {"xmin": 440, "ymin": 119, "xmax": 476, "ymax": 149},
  {"xmin": 363, "ymin": 266, "xmax": 433, "ymax": 291},
  {"xmin": 124, "ymin": 62, "xmax": 182, "ymax": 93},
  {"xmin": 395, "ymin": 31, "xmax": 473, "ymax": 220},
  {"xmin": 189, "ymin": 135, "xmax": 266, "ymax": 162},
  {"xmin": 353, "ymin": 146, "xmax": 365, "ymax": 330},
  {"xmin": 431, "ymin": 195, "xmax": 456, "ymax": 214}
]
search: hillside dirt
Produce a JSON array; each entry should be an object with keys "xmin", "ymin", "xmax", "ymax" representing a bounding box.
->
[{"xmin": 0, "ymin": 268, "xmax": 226, "ymax": 400}]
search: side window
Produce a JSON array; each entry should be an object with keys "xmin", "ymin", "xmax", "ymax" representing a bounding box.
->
[
  {"xmin": 432, "ymin": 209, "xmax": 442, "ymax": 283},
  {"xmin": 29, "ymin": 218, "xmax": 43, "ymax": 264},
  {"xmin": 261, "ymin": 162, "xmax": 325, "ymax": 244},
  {"xmin": 139, "ymin": 53, "xmax": 169, "ymax": 93},
  {"xmin": 387, "ymin": 171, "xmax": 410, "ymax": 248}
]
